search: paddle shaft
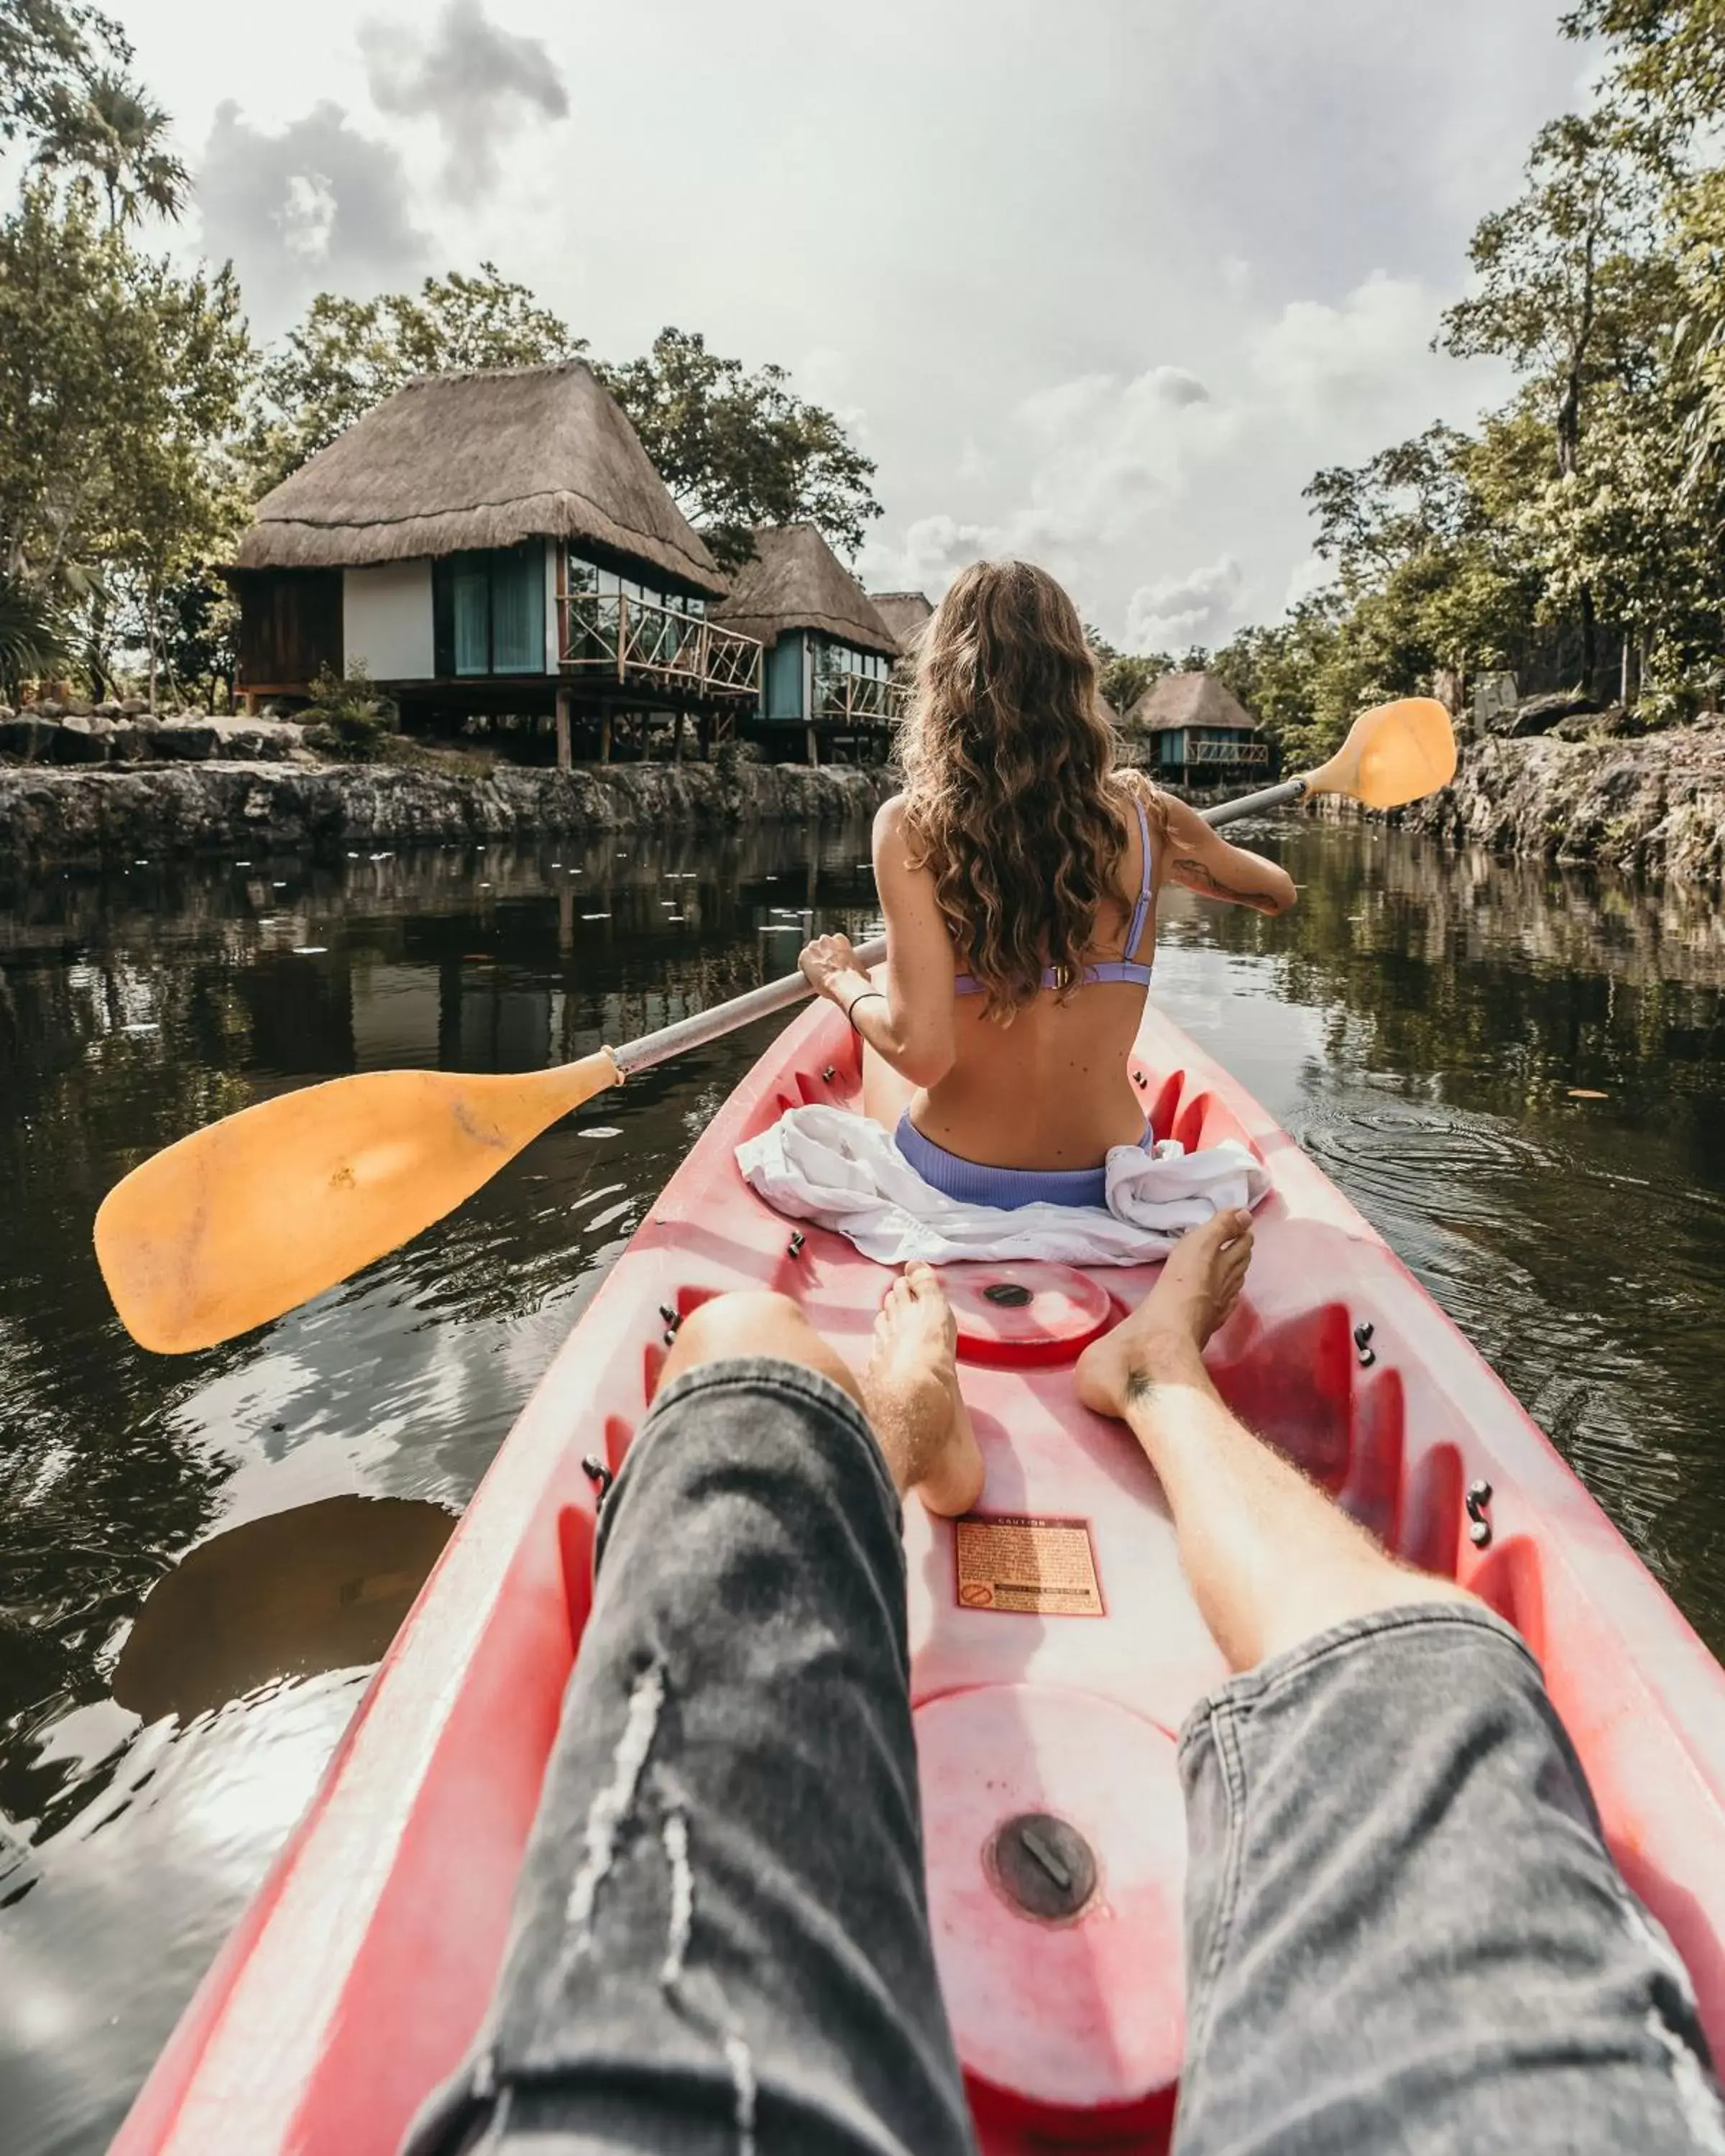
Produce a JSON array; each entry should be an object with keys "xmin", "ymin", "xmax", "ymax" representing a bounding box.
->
[{"xmin": 610, "ymin": 775, "xmax": 1305, "ymax": 1082}]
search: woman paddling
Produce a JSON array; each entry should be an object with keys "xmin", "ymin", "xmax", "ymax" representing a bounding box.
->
[{"xmin": 799, "ymin": 557, "xmax": 1297, "ymax": 1205}]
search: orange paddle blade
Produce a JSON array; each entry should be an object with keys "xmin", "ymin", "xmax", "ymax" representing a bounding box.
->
[
  {"xmin": 1307, "ymin": 697, "xmax": 1458, "ymax": 811},
  {"xmin": 94, "ymin": 1054, "xmax": 618, "ymax": 1354}
]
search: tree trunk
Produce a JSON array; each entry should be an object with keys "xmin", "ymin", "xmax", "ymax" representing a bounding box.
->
[
  {"xmin": 1578, "ymin": 583, "xmax": 1597, "ymax": 688},
  {"xmin": 1621, "ymin": 634, "xmax": 1631, "ymax": 709}
]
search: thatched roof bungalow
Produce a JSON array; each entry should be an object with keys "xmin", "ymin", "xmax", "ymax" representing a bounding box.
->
[
  {"xmin": 711, "ymin": 525, "xmax": 900, "ymax": 754},
  {"xmin": 229, "ymin": 361, "xmax": 762, "ymax": 756},
  {"xmin": 868, "ymin": 589, "xmax": 934, "ymax": 663},
  {"xmin": 1123, "ymin": 671, "xmax": 1269, "ymax": 781}
]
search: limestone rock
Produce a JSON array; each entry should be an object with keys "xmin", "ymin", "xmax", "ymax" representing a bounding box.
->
[
  {"xmin": 0, "ymin": 759, "xmax": 898, "ymax": 866},
  {"xmin": 1399, "ymin": 718, "xmax": 1725, "ymax": 883},
  {"xmin": 1491, "ymin": 688, "xmax": 1597, "ymax": 739},
  {"xmin": 52, "ymin": 717, "xmax": 111, "ymax": 764},
  {"xmin": 156, "ymin": 723, "xmax": 218, "ymax": 762},
  {"xmin": 0, "ymin": 716, "xmax": 58, "ymax": 762}
]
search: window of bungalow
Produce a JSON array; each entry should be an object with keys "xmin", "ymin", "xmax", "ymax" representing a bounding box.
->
[{"xmin": 433, "ymin": 543, "xmax": 545, "ymax": 676}]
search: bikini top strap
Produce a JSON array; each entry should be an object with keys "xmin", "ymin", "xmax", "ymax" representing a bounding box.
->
[{"xmin": 1122, "ymin": 793, "xmax": 1154, "ymax": 962}]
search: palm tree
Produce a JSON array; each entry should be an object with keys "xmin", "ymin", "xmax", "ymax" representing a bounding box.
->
[
  {"xmin": 0, "ymin": 575, "xmax": 69, "ymax": 704},
  {"xmin": 32, "ymin": 69, "xmax": 190, "ymax": 229}
]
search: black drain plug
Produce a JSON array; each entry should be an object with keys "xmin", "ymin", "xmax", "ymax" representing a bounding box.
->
[
  {"xmin": 988, "ymin": 1812, "xmax": 1097, "ymax": 1922},
  {"xmin": 982, "ymin": 1281, "xmax": 1034, "ymax": 1309}
]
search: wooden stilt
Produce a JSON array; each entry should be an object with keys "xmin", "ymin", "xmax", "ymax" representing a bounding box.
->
[
  {"xmin": 599, "ymin": 711, "xmax": 612, "ymax": 764},
  {"xmin": 805, "ymin": 724, "xmax": 819, "ymax": 768},
  {"xmin": 555, "ymin": 685, "xmax": 572, "ymax": 773}
]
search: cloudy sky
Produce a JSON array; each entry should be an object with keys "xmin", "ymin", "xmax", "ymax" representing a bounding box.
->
[{"xmin": 116, "ymin": 0, "xmax": 1594, "ymax": 650}]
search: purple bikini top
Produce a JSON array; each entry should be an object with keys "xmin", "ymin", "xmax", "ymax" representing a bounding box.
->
[{"xmin": 952, "ymin": 795, "xmax": 1155, "ymax": 997}]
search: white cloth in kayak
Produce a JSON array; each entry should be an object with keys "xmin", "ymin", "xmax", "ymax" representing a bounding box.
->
[{"xmin": 735, "ymin": 1104, "xmax": 1270, "ymax": 1266}]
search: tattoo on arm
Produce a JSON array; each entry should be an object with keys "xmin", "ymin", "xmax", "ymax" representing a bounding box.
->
[{"xmin": 1173, "ymin": 857, "xmax": 1279, "ymax": 913}]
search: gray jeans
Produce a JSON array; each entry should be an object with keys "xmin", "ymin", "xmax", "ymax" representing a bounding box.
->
[{"xmin": 402, "ymin": 1358, "xmax": 1723, "ymax": 2155}]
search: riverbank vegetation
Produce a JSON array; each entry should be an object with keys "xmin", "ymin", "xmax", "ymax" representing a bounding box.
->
[{"xmin": 1107, "ymin": 1, "xmax": 1725, "ymax": 768}]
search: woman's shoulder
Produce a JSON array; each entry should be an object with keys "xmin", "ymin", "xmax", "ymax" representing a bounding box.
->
[{"xmin": 873, "ymin": 791, "xmax": 911, "ymax": 855}]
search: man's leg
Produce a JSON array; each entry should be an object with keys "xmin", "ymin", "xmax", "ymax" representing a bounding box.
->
[
  {"xmin": 1077, "ymin": 1215, "xmax": 1724, "ymax": 2156},
  {"xmin": 401, "ymin": 1282, "xmax": 980, "ymax": 2156}
]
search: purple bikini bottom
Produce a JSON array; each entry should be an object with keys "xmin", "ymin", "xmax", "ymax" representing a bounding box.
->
[{"xmin": 893, "ymin": 1112, "xmax": 1153, "ymax": 1211}]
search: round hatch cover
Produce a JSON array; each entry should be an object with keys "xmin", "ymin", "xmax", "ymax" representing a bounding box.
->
[
  {"xmin": 916, "ymin": 1683, "xmax": 1187, "ymax": 2127},
  {"xmin": 939, "ymin": 1262, "xmax": 1114, "ymax": 1365}
]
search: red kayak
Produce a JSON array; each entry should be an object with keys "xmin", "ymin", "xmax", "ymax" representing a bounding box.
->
[{"xmin": 113, "ymin": 998, "xmax": 1725, "ymax": 2153}]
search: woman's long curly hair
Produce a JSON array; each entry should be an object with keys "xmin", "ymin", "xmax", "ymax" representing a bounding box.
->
[{"xmin": 898, "ymin": 558, "xmax": 1160, "ymax": 1019}]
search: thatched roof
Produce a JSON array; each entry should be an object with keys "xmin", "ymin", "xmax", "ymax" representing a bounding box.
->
[
  {"xmin": 1124, "ymin": 671, "xmax": 1259, "ymax": 735},
  {"xmin": 711, "ymin": 525, "xmax": 899, "ymax": 658},
  {"xmin": 869, "ymin": 589, "xmax": 934, "ymax": 659},
  {"xmin": 235, "ymin": 361, "xmax": 727, "ymax": 597}
]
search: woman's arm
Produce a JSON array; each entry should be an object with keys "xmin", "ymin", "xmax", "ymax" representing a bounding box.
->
[
  {"xmin": 1156, "ymin": 792, "xmax": 1297, "ymax": 916},
  {"xmin": 799, "ymin": 797, "xmax": 957, "ymax": 1089}
]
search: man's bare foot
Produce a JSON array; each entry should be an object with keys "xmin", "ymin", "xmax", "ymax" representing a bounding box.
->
[
  {"xmin": 862, "ymin": 1263, "xmax": 985, "ymax": 1516},
  {"xmin": 1077, "ymin": 1208, "xmax": 1254, "ymax": 1422}
]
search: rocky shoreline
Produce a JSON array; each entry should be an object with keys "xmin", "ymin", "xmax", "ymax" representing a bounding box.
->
[
  {"xmin": 1392, "ymin": 720, "xmax": 1725, "ymax": 885},
  {"xmin": 0, "ymin": 759, "xmax": 896, "ymax": 870}
]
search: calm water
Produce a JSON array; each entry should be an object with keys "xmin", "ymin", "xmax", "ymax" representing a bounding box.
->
[{"xmin": 3, "ymin": 817, "xmax": 1724, "ymax": 2152}]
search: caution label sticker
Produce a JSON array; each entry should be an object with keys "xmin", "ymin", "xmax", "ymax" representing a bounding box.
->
[{"xmin": 953, "ymin": 1514, "xmax": 1104, "ymax": 1618}]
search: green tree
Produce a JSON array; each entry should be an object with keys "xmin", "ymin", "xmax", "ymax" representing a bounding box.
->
[
  {"xmin": 0, "ymin": 182, "xmax": 254, "ymax": 710},
  {"xmin": 597, "ymin": 328, "xmax": 881, "ymax": 568},
  {"xmin": 30, "ymin": 65, "xmax": 190, "ymax": 228},
  {"xmin": 0, "ymin": 0, "xmax": 126, "ymax": 146},
  {"xmin": 0, "ymin": 180, "xmax": 144, "ymax": 587},
  {"xmin": 1085, "ymin": 625, "xmax": 1173, "ymax": 716},
  {"xmin": 1440, "ymin": 111, "xmax": 1667, "ymax": 681},
  {"xmin": 249, "ymin": 264, "xmax": 585, "ymax": 489},
  {"xmin": 106, "ymin": 261, "xmax": 253, "ymax": 708},
  {"xmin": 0, "ymin": 571, "xmax": 68, "ymax": 701}
]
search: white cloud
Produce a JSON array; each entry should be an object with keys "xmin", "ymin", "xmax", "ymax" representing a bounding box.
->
[
  {"xmin": 1283, "ymin": 553, "xmax": 1339, "ymax": 612},
  {"xmin": 857, "ymin": 513, "xmax": 1003, "ymax": 594},
  {"xmin": 1126, "ymin": 556, "xmax": 1243, "ymax": 653},
  {"xmin": 359, "ymin": 0, "xmax": 568, "ymax": 201},
  {"xmin": 1248, "ymin": 271, "xmax": 1439, "ymax": 422},
  {"xmin": 197, "ymin": 99, "xmax": 429, "ymax": 332}
]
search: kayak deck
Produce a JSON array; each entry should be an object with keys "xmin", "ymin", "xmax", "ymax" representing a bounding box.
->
[{"xmin": 114, "ymin": 1001, "xmax": 1725, "ymax": 2154}]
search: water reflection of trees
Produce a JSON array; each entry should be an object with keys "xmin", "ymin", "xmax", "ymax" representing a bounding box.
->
[
  {"xmin": 1171, "ymin": 826, "xmax": 1725, "ymax": 1161},
  {"xmin": 0, "ymin": 824, "xmax": 881, "ymax": 1844}
]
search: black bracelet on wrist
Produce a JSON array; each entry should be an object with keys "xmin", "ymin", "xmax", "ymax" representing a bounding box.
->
[{"xmin": 845, "ymin": 989, "xmax": 886, "ymax": 1027}]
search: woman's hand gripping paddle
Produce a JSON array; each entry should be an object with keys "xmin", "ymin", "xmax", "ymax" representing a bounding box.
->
[{"xmin": 94, "ymin": 696, "xmax": 1456, "ymax": 1353}]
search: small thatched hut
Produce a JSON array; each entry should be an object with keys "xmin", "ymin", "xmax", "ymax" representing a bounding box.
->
[
  {"xmin": 711, "ymin": 525, "xmax": 901, "ymax": 761},
  {"xmin": 228, "ymin": 361, "xmax": 763, "ymax": 762},
  {"xmin": 868, "ymin": 589, "xmax": 935, "ymax": 663},
  {"xmin": 1123, "ymin": 671, "xmax": 1269, "ymax": 783}
]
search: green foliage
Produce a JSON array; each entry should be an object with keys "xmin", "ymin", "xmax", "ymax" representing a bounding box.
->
[
  {"xmin": 0, "ymin": 0, "xmax": 128, "ymax": 147},
  {"xmin": 1085, "ymin": 624, "xmax": 1174, "ymax": 716},
  {"xmin": 0, "ymin": 569, "xmax": 68, "ymax": 699},
  {"xmin": 1249, "ymin": 18, "xmax": 1725, "ymax": 736},
  {"xmin": 301, "ymin": 663, "xmax": 398, "ymax": 760},
  {"xmin": 30, "ymin": 64, "xmax": 189, "ymax": 228},
  {"xmin": 247, "ymin": 264, "xmax": 585, "ymax": 490},
  {"xmin": 149, "ymin": 563, "xmax": 239, "ymax": 711},
  {"xmin": 597, "ymin": 328, "xmax": 882, "ymax": 569}
]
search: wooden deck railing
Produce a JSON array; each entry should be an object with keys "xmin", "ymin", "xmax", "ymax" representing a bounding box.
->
[
  {"xmin": 1173, "ymin": 737, "xmax": 1271, "ymax": 768},
  {"xmin": 811, "ymin": 668, "xmax": 902, "ymax": 726},
  {"xmin": 558, "ymin": 590, "xmax": 762, "ymax": 702}
]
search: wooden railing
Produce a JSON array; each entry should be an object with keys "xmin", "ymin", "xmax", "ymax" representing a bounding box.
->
[
  {"xmin": 1171, "ymin": 737, "xmax": 1271, "ymax": 768},
  {"xmin": 558, "ymin": 590, "xmax": 762, "ymax": 701},
  {"xmin": 811, "ymin": 668, "xmax": 901, "ymax": 726}
]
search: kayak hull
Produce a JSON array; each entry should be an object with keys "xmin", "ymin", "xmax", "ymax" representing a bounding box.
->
[{"xmin": 113, "ymin": 1001, "xmax": 1725, "ymax": 2154}]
